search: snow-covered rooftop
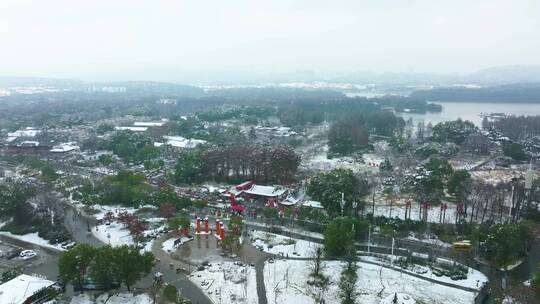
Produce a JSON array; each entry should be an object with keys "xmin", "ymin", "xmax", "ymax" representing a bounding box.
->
[
  {"xmin": 244, "ymin": 185, "xmax": 287, "ymax": 197},
  {"xmin": 18, "ymin": 140, "xmax": 39, "ymax": 147},
  {"xmin": 280, "ymin": 196, "xmax": 299, "ymax": 206},
  {"xmin": 7, "ymin": 127, "xmax": 40, "ymax": 138},
  {"xmin": 115, "ymin": 126, "xmax": 148, "ymax": 132},
  {"xmin": 303, "ymin": 200, "xmax": 324, "ymax": 209},
  {"xmin": 158, "ymin": 135, "xmax": 207, "ymax": 149},
  {"xmin": 50, "ymin": 142, "xmax": 80, "ymax": 153},
  {"xmin": 0, "ymin": 274, "xmax": 55, "ymax": 304},
  {"xmin": 133, "ymin": 121, "xmax": 166, "ymax": 127}
]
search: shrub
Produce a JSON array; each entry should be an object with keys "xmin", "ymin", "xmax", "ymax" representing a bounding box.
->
[{"xmin": 163, "ymin": 284, "xmax": 178, "ymax": 302}]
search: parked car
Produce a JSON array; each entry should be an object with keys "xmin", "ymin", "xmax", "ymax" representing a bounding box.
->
[
  {"xmin": 20, "ymin": 250, "xmax": 37, "ymax": 260},
  {"xmin": 61, "ymin": 241, "xmax": 77, "ymax": 250}
]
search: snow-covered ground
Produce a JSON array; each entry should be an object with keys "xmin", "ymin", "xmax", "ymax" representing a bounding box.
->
[
  {"xmin": 92, "ymin": 222, "xmax": 134, "ymax": 247},
  {"xmin": 162, "ymin": 236, "xmax": 193, "ymax": 253},
  {"xmin": 370, "ymin": 198, "xmax": 458, "ymax": 224},
  {"xmin": 0, "ymin": 231, "xmax": 65, "ymax": 251},
  {"xmin": 91, "ymin": 214, "xmax": 165, "ymax": 251},
  {"xmin": 449, "ymin": 158, "xmax": 489, "ymax": 171},
  {"xmin": 189, "ymin": 261, "xmax": 258, "ymax": 304},
  {"xmin": 141, "ymin": 240, "xmax": 154, "ymax": 253},
  {"xmin": 264, "ymin": 259, "xmax": 481, "ymax": 304},
  {"xmin": 359, "ymin": 255, "xmax": 487, "ymax": 291},
  {"xmin": 89, "ymin": 204, "xmax": 138, "ymax": 221},
  {"xmin": 302, "ymin": 152, "xmax": 377, "ymax": 173},
  {"xmin": 250, "ymin": 230, "xmax": 319, "ymax": 258},
  {"xmin": 69, "ymin": 293, "xmax": 152, "ymax": 304},
  {"xmin": 380, "ymin": 293, "xmax": 416, "ymax": 304}
]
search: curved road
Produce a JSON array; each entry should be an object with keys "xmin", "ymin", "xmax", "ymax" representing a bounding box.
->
[{"xmin": 64, "ymin": 205, "xmax": 213, "ymax": 304}]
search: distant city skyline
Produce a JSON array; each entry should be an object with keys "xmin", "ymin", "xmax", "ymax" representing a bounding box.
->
[{"xmin": 1, "ymin": 0, "xmax": 539, "ymax": 82}]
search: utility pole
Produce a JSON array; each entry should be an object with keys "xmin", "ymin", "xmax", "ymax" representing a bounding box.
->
[
  {"xmin": 391, "ymin": 237, "xmax": 395, "ymax": 265},
  {"xmin": 367, "ymin": 223, "xmax": 371, "ymax": 254},
  {"xmin": 372, "ymin": 183, "xmax": 376, "ymax": 215}
]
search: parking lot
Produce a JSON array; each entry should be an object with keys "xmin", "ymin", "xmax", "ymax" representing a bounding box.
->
[{"xmin": 0, "ymin": 236, "xmax": 59, "ymax": 281}]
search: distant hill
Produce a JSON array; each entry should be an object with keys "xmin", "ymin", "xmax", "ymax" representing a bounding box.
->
[
  {"xmin": 0, "ymin": 77, "xmax": 83, "ymax": 88},
  {"xmin": 330, "ymin": 66, "xmax": 540, "ymax": 86},
  {"xmin": 462, "ymin": 65, "xmax": 540, "ymax": 85},
  {"xmin": 92, "ymin": 81, "xmax": 205, "ymax": 97},
  {"xmin": 410, "ymin": 83, "xmax": 540, "ymax": 103}
]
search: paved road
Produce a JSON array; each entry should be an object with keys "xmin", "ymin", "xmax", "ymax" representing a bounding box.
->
[
  {"xmin": 64, "ymin": 206, "xmax": 104, "ymax": 247},
  {"xmin": 152, "ymin": 235, "xmax": 213, "ymax": 304},
  {"xmin": 254, "ymin": 258, "xmax": 268, "ymax": 304}
]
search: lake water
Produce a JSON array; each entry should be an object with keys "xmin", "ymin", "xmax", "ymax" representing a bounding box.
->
[{"xmin": 397, "ymin": 102, "xmax": 540, "ymax": 126}]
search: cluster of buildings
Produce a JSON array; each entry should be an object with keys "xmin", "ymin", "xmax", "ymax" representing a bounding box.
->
[{"xmin": 198, "ymin": 181, "xmax": 324, "ymax": 214}]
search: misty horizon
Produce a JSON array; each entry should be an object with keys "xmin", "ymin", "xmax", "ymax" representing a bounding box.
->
[{"xmin": 1, "ymin": 0, "xmax": 539, "ymax": 83}]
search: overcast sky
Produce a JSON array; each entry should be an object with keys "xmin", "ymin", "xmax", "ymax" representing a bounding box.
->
[{"xmin": 1, "ymin": 0, "xmax": 539, "ymax": 82}]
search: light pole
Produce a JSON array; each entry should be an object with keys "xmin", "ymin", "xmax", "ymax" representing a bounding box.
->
[{"xmin": 367, "ymin": 223, "xmax": 371, "ymax": 254}]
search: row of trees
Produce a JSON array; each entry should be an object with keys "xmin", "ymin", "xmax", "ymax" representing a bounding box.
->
[
  {"xmin": 196, "ymin": 105, "xmax": 275, "ymax": 123},
  {"xmin": 59, "ymin": 244, "xmax": 154, "ymax": 292},
  {"xmin": 484, "ymin": 115, "xmax": 540, "ymax": 140},
  {"xmin": 174, "ymin": 144, "xmax": 300, "ymax": 184}
]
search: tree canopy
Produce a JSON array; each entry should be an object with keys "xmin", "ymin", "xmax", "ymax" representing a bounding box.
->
[
  {"xmin": 432, "ymin": 119, "xmax": 476, "ymax": 144},
  {"xmin": 97, "ymin": 171, "xmax": 152, "ymax": 207},
  {"xmin": 307, "ymin": 169, "xmax": 369, "ymax": 216}
]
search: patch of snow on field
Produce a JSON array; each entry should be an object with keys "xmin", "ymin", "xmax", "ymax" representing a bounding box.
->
[
  {"xmin": 265, "ymin": 259, "xmax": 480, "ymax": 304},
  {"xmin": 371, "ymin": 198, "xmax": 458, "ymax": 224},
  {"xmin": 70, "ymin": 293, "xmax": 152, "ymax": 304},
  {"xmin": 189, "ymin": 261, "xmax": 258, "ymax": 304},
  {"xmin": 380, "ymin": 293, "xmax": 416, "ymax": 304},
  {"xmin": 0, "ymin": 231, "xmax": 65, "ymax": 251},
  {"xmin": 358, "ymin": 255, "xmax": 487, "ymax": 291},
  {"xmin": 92, "ymin": 222, "xmax": 133, "ymax": 246},
  {"xmin": 162, "ymin": 236, "xmax": 193, "ymax": 253},
  {"xmin": 250, "ymin": 230, "xmax": 318, "ymax": 258},
  {"xmin": 90, "ymin": 204, "xmax": 138, "ymax": 220},
  {"xmin": 141, "ymin": 240, "xmax": 154, "ymax": 253}
]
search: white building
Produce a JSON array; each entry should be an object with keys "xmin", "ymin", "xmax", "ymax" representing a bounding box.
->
[
  {"xmin": 0, "ymin": 274, "xmax": 56, "ymax": 304},
  {"xmin": 6, "ymin": 127, "xmax": 40, "ymax": 142},
  {"xmin": 133, "ymin": 121, "xmax": 166, "ymax": 127},
  {"xmin": 114, "ymin": 126, "xmax": 148, "ymax": 132},
  {"xmin": 50, "ymin": 142, "xmax": 80, "ymax": 153},
  {"xmin": 154, "ymin": 136, "xmax": 207, "ymax": 149}
]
